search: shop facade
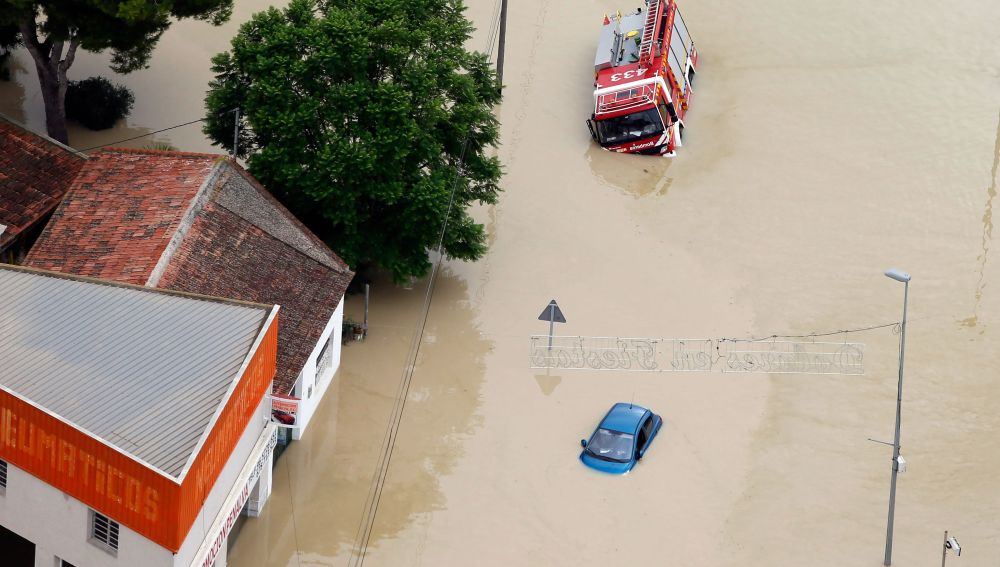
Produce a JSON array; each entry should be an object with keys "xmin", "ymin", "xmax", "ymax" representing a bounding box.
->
[{"xmin": 0, "ymin": 265, "xmax": 281, "ymax": 567}]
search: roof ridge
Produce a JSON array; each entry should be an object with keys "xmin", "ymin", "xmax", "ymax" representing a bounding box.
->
[
  {"xmin": 221, "ymin": 160, "xmax": 353, "ymax": 274},
  {"xmin": 145, "ymin": 161, "xmax": 225, "ymax": 287},
  {"xmin": 0, "ymin": 263, "xmax": 273, "ymax": 312},
  {"xmin": 97, "ymin": 147, "xmax": 228, "ymax": 160}
]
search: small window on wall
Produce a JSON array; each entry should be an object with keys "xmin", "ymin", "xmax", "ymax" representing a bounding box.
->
[
  {"xmin": 0, "ymin": 459, "xmax": 7, "ymax": 493},
  {"xmin": 89, "ymin": 510, "xmax": 119, "ymax": 554},
  {"xmin": 60, "ymin": 559, "xmax": 79, "ymax": 567}
]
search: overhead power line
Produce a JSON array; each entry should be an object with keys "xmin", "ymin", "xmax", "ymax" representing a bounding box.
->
[
  {"xmin": 77, "ymin": 117, "xmax": 208, "ymax": 152},
  {"xmin": 76, "ymin": 108, "xmax": 237, "ymax": 152},
  {"xmin": 348, "ymin": 6, "xmax": 506, "ymax": 567},
  {"xmin": 718, "ymin": 321, "xmax": 902, "ymax": 343}
]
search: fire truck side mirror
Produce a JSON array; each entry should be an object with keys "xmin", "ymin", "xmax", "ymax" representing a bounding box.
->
[{"xmin": 586, "ymin": 119, "xmax": 597, "ymax": 141}]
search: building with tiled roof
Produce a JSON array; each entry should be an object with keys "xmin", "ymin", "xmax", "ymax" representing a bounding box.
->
[
  {"xmin": 27, "ymin": 148, "xmax": 354, "ymax": 439},
  {"xmin": 0, "ymin": 263, "xmax": 280, "ymax": 567},
  {"xmin": 0, "ymin": 115, "xmax": 86, "ymax": 263}
]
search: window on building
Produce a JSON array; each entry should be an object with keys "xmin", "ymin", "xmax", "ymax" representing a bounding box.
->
[
  {"xmin": 60, "ymin": 559, "xmax": 79, "ymax": 567},
  {"xmin": 316, "ymin": 334, "xmax": 335, "ymax": 380},
  {"xmin": 89, "ymin": 510, "xmax": 119, "ymax": 554},
  {"xmin": 0, "ymin": 459, "xmax": 7, "ymax": 493}
]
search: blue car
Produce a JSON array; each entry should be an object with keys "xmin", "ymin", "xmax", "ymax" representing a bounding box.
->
[{"xmin": 580, "ymin": 403, "xmax": 663, "ymax": 474}]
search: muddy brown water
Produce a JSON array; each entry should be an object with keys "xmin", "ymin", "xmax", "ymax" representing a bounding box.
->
[{"xmin": 4, "ymin": 0, "xmax": 1000, "ymax": 565}]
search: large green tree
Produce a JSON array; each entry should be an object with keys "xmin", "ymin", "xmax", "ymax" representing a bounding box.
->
[
  {"xmin": 1, "ymin": 0, "xmax": 233, "ymax": 143},
  {"xmin": 204, "ymin": 0, "xmax": 502, "ymax": 282}
]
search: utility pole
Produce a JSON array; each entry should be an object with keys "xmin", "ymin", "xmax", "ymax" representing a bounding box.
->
[
  {"xmin": 363, "ymin": 283, "xmax": 370, "ymax": 339},
  {"xmin": 942, "ymin": 531, "xmax": 961, "ymax": 565},
  {"xmin": 232, "ymin": 107, "xmax": 240, "ymax": 157},
  {"xmin": 496, "ymin": 0, "xmax": 508, "ymax": 86}
]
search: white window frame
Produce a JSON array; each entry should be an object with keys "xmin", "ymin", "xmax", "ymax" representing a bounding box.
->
[
  {"xmin": 0, "ymin": 459, "xmax": 7, "ymax": 494},
  {"xmin": 88, "ymin": 509, "xmax": 120, "ymax": 555}
]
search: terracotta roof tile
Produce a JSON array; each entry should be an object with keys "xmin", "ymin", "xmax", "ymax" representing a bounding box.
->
[
  {"xmin": 0, "ymin": 117, "xmax": 86, "ymax": 249},
  {"xmin": 26, "ymin": 149, "xmax": 220, "ymax": 284},
  {"xmin": 158, "ymin": 199, "xmax": 352, "ymax": 394},
  {"xmin": 25, "ymin": 150, "xmax": 353, "ymax": 395}
]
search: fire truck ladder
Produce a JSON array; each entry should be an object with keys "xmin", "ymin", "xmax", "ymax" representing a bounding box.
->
[{"xmin": 637, "ymin": 0, "xmax": 661, "ymax": 64}]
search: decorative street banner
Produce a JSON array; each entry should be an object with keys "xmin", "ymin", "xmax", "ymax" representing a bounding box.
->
[
  {"xmin": 269, "ymin": 393, "xmax": 300, "ymax": 428},
  {"xmin": 528, "ymin": 335, "xmax": 864, "ymax": 375}
]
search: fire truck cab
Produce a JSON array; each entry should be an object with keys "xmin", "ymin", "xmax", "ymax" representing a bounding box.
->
[{"xmin": 587, "ymin": 0, "xmax": 697, "ymax": 156}]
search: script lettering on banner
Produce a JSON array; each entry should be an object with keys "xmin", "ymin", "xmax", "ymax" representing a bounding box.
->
[{"xmin": 529, "ymin": 335, "xmax": 864, "ymax": 376}]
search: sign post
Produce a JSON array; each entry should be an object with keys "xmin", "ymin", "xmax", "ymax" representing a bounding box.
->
[{"xmin": 537, "ymin": 299, "xmax": 567, "ymax": 351}]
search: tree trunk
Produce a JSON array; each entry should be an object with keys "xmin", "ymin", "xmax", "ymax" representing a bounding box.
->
[
  {"xmin": 38, "ymin": 69, "xmax": 68, "ymax": 143},
  {"xmin": 18, "ymin": 20, "xmax": 76, "ymax": 144}
]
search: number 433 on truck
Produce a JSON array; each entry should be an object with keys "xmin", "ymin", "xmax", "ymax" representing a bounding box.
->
[{"xmin": 587, "ymin": 0, "xmax": 698, "ymax": 156}]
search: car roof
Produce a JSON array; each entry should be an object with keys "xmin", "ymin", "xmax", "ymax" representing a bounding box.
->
[{"xmin": 601, "ymin": 403, "xmax": 649, "ymax": 433}]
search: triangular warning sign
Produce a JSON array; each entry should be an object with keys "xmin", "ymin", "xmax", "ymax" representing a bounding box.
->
[{"xmin": 537, "ymin": 299, "xmax": 566, "ymax": 323}]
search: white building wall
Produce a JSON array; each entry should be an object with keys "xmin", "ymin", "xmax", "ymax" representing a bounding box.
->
[
  {"xmin": 0, "ymin": 395, "xmax": 273, "ymax": 567},
  {"xmin": 292, "ymin": 297, "xmax": 344, "ymax": 440},
  {"xmin": 0, "ymin": 463, "xmax": 173, "ymax": 567},
  {"xmin": 174, "ymin": 395, "xmax": 272, "ymax": 567}
]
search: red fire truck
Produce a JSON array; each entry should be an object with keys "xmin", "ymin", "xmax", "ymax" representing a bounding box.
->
[{"xmin": 587, "ymin": 0, "xmax": 697, "ymax": 156}]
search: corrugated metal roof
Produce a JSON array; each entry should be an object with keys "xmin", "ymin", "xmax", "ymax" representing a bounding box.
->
[{"xmin": 0, "ymin": 265, "xmax": 272, "ymax": 478}]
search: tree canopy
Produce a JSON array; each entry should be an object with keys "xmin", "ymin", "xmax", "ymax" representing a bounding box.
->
[
  {"xmin": 2, "ymin": 0, "xmax": 232, "ymax": 142},
  {"xmin": 204, "ymin": 0, "xmax": 503, "ymax": 282}
]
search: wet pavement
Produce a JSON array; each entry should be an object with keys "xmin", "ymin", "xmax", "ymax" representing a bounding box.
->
[{"xmin": 4, "ymin": 0, "xmax": 1000, "ymax": 565}]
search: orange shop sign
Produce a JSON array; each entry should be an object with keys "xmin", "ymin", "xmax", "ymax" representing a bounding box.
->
[
  {"xmin": 0, "ymin": 391, "xmax": 177, "ymax": 544},
  {"xmin": 0, "ymin": 310, "xmax": 279, "ymax": 552}
]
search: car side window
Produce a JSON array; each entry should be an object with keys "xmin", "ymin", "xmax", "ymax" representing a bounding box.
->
[
  {"xmin": 636, "ymin": 417, "xmax": 650, "ymax": 451},
  {"xmin": 643, "ymin": 416, "xmax": 654, "ymax": 437}
]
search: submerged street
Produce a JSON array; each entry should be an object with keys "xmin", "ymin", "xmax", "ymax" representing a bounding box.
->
[
  {"xmin": 227, "ymin": 0, "xmax": 1000, "ymax": 564},
  {"xmin": 4, "ymin": 0, "xmax": 1000, "ymax": 565}
]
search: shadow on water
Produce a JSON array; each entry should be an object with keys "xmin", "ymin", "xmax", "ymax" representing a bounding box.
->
[
  {"xmin": 533, "ymin": 370, "xmax": 562, "ymax": 396},
  {"xmin": 0, "ymin": 48, "xmax": 169, "ymax": 152},
  {"xmin": 959, "ymin": 109, "xmax": 1000, "ymax": 329},
  {"xmin": 68, "ymin": 121, "xmax": 159, "ymax": 153},
  {"xmin": 585, "ymin": 143, "xmax": 674, "ymax": 198},
  {"xmin": 227, "ymin": 268, "xmax": 492, "ymax": 566}
]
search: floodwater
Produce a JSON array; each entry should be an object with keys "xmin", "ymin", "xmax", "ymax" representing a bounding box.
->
[
  {"xmin": 0, "ymin": 0, "xmax": 280, "ymax": 152},
  {"xmin": 5, "ymin": 0, "xmax": 1000, "ymax": 565}
]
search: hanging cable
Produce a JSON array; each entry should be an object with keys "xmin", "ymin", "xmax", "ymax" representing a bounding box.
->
[
  {"xmin": 718, "ymin": 321, "xmax": 901, "ymax": 343},
  {"xmin": 348, "ymin": 7, "xmax": 505, "ymax": 567},
  {"xmin": 77, "ymin": 117, "xmax": 208, "ymax": 152},
  {"xmin": 76, "ymin": 108, "xmax": 237, "ymax": 152}
]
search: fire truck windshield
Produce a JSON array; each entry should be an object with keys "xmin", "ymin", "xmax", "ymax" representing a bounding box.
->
[{"xmin": 595, "ymin": 109, "xmax": 664, "ymax": 146}]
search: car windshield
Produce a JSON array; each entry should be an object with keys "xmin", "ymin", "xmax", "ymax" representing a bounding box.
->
[
  {"xmin": 595, "ymin": 108, "xmax": 664, "ymax": 145},
  {"xmin": 586, "ymin": 428, "xmax": 635, "ymax": 462}
]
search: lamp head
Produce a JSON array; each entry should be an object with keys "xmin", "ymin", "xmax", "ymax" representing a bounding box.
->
[{"xmin": 884, "ymin": 269, "xmax": 911, "ymax": 283}]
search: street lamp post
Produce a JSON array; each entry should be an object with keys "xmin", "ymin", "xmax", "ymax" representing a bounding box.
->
[
  {"xmin": 883, "ymin": 268, "xmax": 911, "ymax": 566},
  {"xmin": 942, "ymin": 531, "xmax": 961, "ymax": 566}
]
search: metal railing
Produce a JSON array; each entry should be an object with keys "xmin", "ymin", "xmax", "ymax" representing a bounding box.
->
[{"xmin": 596, "ymin": 83, "xmax": 656, "ymax": 114}]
